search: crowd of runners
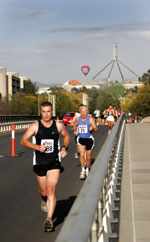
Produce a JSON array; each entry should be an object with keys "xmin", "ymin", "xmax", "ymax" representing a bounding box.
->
[
  {"xmin": 93, "ymin": 105, "xmax": 121, "ymax": 130},
  {"xmin": 21, "ymin": 101, "xmax": 121, "ymax": 232}
]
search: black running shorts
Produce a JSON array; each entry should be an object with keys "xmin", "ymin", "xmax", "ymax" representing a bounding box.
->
[
  {"xmin": 74, "ymin": 135, "xmax": 78, "ymax": 144},
  {"xmin": 77, "ymin": 137, "xmax": 94, "ymax": 150},
  {"xmin": 33, "ymin": 162, "xmax": 64, "ymax": 176}
]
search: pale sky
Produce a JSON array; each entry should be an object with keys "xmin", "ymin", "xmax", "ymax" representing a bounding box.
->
[{"xmin": 0, "ymin": 0, "xmax": 150, "ymax": 84}]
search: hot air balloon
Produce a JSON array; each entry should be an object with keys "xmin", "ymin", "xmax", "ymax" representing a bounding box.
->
[{"xmin": 81, "ymin": 64, "xmax": 90, "ymax": 76}]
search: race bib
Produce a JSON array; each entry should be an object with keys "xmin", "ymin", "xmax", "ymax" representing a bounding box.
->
[
  {"xmin": 41, "ymin": 139, "xmax": 54, "ymax": 153},
  {"xmin": 78, "ymin": 125, "xmax": 88, "ymax": 134}
]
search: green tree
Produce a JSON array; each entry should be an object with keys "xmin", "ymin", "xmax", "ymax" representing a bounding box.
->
[
  {"xmin": 88, "ymin": 82, "xmax": 125, "ymax": 112},
  {"xmin": 10, "ymin": 93, "xmax": 37, "ymax": 115},
  {"xmin": 23, "ymin": 79, "xmax": 38, "ymax": 94},
  {"xmin": 56, "ymin": 90, "xmax": 81, "ymax": 116},
  {"xmin": 87, "ymin": 88, "xmax": 99, "ymax": 112},
  {"xmin": 139, "ymin": 69, "xmax": 150, "ymax": 85},
  {"xmin": 129, "ymin": 85, "xmax": 150, "ymax": 117},
  {"xmin": 0, "ymin": 98, "xmax": 11, "ymax": 114}
]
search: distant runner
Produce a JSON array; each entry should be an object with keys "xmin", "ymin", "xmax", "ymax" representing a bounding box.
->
[
  {"xmin": 73, "ymin": 104, "xmax": 97, "ymax": 180},
  {"xmin": 105, "ymin": 105, "xmax": 115, "ymax": 130},
  {"xmin": 93, "ymin": 109, "xmax": 100, "ymax": 127}
]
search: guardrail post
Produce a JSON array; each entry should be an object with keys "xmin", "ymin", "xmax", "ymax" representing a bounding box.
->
[
  {"xmin": 97, "ymin": 199, "xmax": 102, "ymax": 230},
  {"xmin": 91, "ymin": 212, "xmax": 98, "ymax": 242},
  {"xmin": 10, "ymin": 124, "xmax": 17, "ymax": 157}
]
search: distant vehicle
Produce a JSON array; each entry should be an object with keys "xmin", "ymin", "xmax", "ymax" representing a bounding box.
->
[{"xmin": 63, "ymin": 112, "xmax": 75, "ymax": 126}]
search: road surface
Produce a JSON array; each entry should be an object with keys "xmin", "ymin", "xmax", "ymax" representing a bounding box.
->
[{"xmin": 0, "ymin": 125, "xmax": 108, "ymax": 242}]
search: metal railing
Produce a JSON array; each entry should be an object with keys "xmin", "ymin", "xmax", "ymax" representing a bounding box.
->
[
  {"xmin": 55, "ymin": 115, "xmax": 125, "ymax": 242},
  {"xmin": 0, "ymin": 115, "xmax": 39, "ymax": 123},
  {"xmin": 0, "ymin": 120, "xmax": 35, "ymax": 134}
]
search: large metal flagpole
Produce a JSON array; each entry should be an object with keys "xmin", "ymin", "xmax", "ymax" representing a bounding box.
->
[{"xmin": 92, "ymin": 44, "xmax": 138, "ymax": 82}]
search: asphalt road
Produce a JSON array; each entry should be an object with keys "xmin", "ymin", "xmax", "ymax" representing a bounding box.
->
[{"xmin": 0, "ymin": 125, "xmax": 108, "ymax": 242}]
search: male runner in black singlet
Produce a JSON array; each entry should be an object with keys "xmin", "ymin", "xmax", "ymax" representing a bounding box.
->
[{"xmin": 21, "ymin": 101, "xmax": 70, "ymax": 232}]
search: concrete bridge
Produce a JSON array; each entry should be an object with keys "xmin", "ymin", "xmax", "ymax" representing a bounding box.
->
[
  {"xmin": 0, "ymin": 118, "xmax": 150, "ymax": 242},
  {"xmin": 120, "ymin": 123, "xmax": 150, "ymax": 242}
]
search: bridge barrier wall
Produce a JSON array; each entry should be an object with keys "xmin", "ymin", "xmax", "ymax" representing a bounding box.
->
[
  {"xmin": 55, "ymin": 115, "xmax": 125, "ymax": 242},
  {"xmin": 0, "ymin": 121, "xmax": 35, "ymax": 134},
  {"xmin": 0, "ymin": 115, "xmax": 39, "ymax": 123}
]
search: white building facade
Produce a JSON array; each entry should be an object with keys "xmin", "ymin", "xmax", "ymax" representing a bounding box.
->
[
  {"xmin": 0, "ymin": 67, "xmax": 28, "ymax": 99},
  {"xmin": 0, "ymin": 67, "xmax": 7, "ymax": 98}
]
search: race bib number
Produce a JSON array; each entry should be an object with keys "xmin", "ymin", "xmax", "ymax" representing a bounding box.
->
[
  {"xmin": 78, "ymin": 125, "xmax": 88, "ymax": 134},
  {"xmin": 41, "ymin": 139, "xmax": 54, "ymax": 153}
]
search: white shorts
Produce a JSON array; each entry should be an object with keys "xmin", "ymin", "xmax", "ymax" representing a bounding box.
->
[{"xmin": 106, "ymin": 115, "xmax": 115, "ymax": 122}]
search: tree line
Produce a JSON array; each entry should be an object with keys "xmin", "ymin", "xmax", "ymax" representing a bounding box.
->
[
  {"xmin": 121, "ymin": 69, "xmax": 150, "ymax": 117},
  {"xmin": 0, "ymin": 68, "xmax": 150, "ymax": 118},
  {"xmin": 0, "ymin": 80, "xmax": 125, "ymax": 116}
]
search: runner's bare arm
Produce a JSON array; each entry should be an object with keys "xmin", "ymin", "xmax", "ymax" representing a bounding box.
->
[
  {"xmin": 70, "ymin": 117, "xmax": 78, "ymax": 134},
  {"xmin": 56, "ymin": 121, "xmax": 70, "ymax": 149},
  {"xmin": 90, "ymin": 117, "xmax": 97, "ymax": 132},
  {"xmin": 21, "ymin": 122, "xmax": 43, "ymax": 151}
]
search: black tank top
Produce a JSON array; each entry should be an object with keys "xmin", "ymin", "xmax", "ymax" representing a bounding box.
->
[{"xmin": 34, "ymin": 120, "xmax": 60, "ymax": 165}]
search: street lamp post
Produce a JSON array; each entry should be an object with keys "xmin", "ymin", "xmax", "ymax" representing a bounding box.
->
[
  {"xmin": 37, "ymin": 94, "xmax": 40, "ymax": 116},
  {"xmin": 82, "ymin": 92, "xmax": 88, "ymax": 106},
  {"xmin": 47, "ymin": 93, "xmax": 56, "ymax": 117}
]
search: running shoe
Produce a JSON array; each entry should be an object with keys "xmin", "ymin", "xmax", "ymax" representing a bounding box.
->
[
  {"xmin": 85, "ymin": 167, "xmax": 90, "ymax": 177},
  {"xmin": 41, "ymin": 200, "xmax": 48, "ymax": 213},
  {"xmin": 74, "ymin": 152, "xmax": 79, "ymax": 159},
  {"xmin": 80, "ymin": 167, "xmax": 86, "ymax": 180},
  {"xmin": 44, "ymin": 218, "xmax": 54, "ymax": 232}
]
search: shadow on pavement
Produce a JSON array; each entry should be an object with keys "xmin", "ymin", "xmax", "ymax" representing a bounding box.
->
[{"xmin": 53, "ymin": 195, "xmax": 76, "ymax": 227}]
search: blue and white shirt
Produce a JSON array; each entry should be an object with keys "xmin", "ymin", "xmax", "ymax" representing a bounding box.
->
[{"xmin": 77, "ymin": 115, "xmax": 92, "ymax": 139}]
